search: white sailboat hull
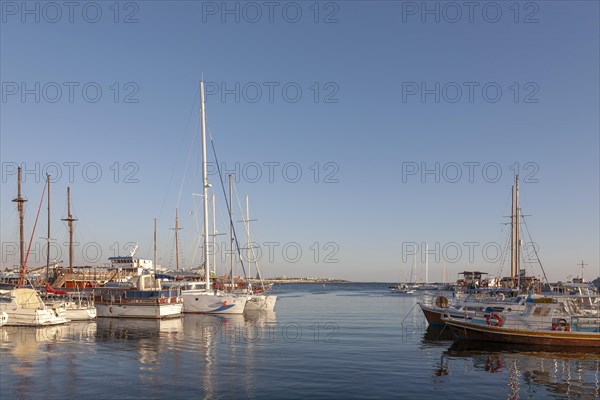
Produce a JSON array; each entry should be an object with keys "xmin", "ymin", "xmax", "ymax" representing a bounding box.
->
[
  {"xmin": 182, "ymin": 291, "xmax": 247, "ymax": 314},
  {"xmin": 0, "ymin": 305, "xmax": 67, "ymax": 326},
  {"xmin": 0, "ymin": 288, "xmax": 68, "ymax": 326},
  {"xmin": 0, "ymin": 311, "xmax": 7, "ymax": 326},
  {"xmin": 66, "ymin": 306, "xmax": 97, "ymax": 321},
  {"xmin": 244, "ymin": 294, "xmax": 277, "ymax": 311},
  {"xmin": 95, "ymin": 302, "xmax": 183, "ymax": 319}
]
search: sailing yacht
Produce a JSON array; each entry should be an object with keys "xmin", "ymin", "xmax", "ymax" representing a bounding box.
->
[{"xmin": 181, "ymin": 80, "xmax": 247, "ymax": 314}]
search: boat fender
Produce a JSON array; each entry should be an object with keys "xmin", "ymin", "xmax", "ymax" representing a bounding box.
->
[
  {"xmin": 557, "ymin": 318, "xmax": 568, "ymax": 331},
  {"xmin": 486, "ymin": 313, "xmax": 504, "ymax": 327},
  {"xmin": 496, "ymin": 293, "xmax": 505, "ymax": 301},
  {"xmin": 435, "ymin": 296, "xmax": 449, "ymax": 308}
]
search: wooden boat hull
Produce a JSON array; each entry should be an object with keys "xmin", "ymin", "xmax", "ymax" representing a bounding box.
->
[
  {"xmin": 445, "ymin": 318, "xmax": 600, "ymax": 348},
  {"xmin": 419, "ymin": 303, "xmax": 469, "ymax": 327},
  {"xmin": 65, "ymin": 306, "xmax": 97, "ymax": 321}
]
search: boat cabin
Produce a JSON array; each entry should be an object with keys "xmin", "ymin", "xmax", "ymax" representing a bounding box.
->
[{"xmin": 108, "ymin": 256, "xmax": 153, "ymax": 276}]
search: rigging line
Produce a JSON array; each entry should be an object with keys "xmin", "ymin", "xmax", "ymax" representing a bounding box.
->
[
  {"xmin": 496, "ymin": 228, "xmax": 511, "ymax": 279},
  {"xmin": 522, "ymin": 215, "xmax": 549, "ymax": 284},
  {"xmin": 399, "ymin": 301, "xmax": 420, "ymax": 325},
  {"xmin": 208, "ymin": 130, "xmax": 248, "ymax": 281},
  {"xmin": 189, "ymin": 193, "xmax": 202, "ymax": 270},
  {"xmin": 177, "ymin": 127, "xmax": 198, "ymax": 206},
  {"xmin": 154, "ymin": 89, "xmax": 201, "ymax": 246},
  {"xmin": 19, "ymin": 179, "xmax": 47, "ymax": 287}
]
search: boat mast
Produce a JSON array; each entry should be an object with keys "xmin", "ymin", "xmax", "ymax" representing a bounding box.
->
[
  {"xmin": 229, "ymin": 174, "xmax": 234, "ymax": 291},
  {"xmin": 46, "ymin": 174, "xmax": 51, "ymax": 283},
  {"xmin": 510, "ymin": 185, "xmax": 515, "ymax": 281},
  {"xmin": 243, "ymin": 194, "xmax": 261, "ymax": 290},
  {"xmin": 174, "ymin": 209, "xmax": 180, "ymax": 271},
  {"xmin": 12, "ymin": 167, "xmax": 27, "ymax": 271},
  {"xmin": 246, "ymin": 195, "xmax": 252, "ymax": 280},
  {"xmin": 425, "ymin": 243, "xmax": 429, "ymax": 284},
  {"xmin": 200, "ymin": 80, "xmax": 211, "ymax": 291},
  {"xmin": 211, "ymin": 194, "xmax": 217, "ymax": 276},
  {"xmin": 154, "ymin": 217, "xmax": 157, "ymax": 276},
  {"xmin": 515, "ymin": 175, "xmax": 520, "ymax": 287},
  {"xmin": 62, "ymin": 186, "xmax": 77, "ymax": 273},
  {"xmin": 410, "ymin": 253, "xmax": 416, "ymax": 284}
]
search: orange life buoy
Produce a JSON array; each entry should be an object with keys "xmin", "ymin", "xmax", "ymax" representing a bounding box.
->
[{"xmin": 486, "ymin": 313, "xmax": 504, "ymax": 327}]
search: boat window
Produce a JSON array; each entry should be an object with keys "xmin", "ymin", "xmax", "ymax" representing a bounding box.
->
[
  {"xmin": 532, "ymin": 307, "xmax": 550, "ymax": 316},
  {"xmin": 0, "ymin": 297, "xmax": 12, "ymax": 303}
]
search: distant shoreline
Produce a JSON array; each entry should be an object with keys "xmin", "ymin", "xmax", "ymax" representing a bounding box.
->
[{"xmin": 251, "ymin": 278, "xmax": 351, "ymax": 284}]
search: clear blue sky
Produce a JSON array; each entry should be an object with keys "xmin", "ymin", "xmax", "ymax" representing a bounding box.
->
[{"xmin": 1, "ymin": 1, "xmax": 598, "ymax": 282}]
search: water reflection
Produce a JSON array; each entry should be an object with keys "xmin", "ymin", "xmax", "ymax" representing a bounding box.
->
[
  {"xmin": 181, "ymin": 311, "xmax": 277, "ymax": 398},
  {"xmin": 0, "ymin": 321, "xmax": 98, "ymax": 400},
  {"xmin": 442, "ymin": 340, "xmax": 600, "ymax": 399}
]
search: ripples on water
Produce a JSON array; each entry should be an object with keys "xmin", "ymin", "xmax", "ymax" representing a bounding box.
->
[{"xmin": 1, "ymin": 283, "xmax": 598, "ymax": 399}]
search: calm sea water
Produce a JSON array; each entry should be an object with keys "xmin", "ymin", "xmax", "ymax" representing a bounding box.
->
[{"xmin": 1, "ymin": 283, "xmax": 599, "ymax": 399}]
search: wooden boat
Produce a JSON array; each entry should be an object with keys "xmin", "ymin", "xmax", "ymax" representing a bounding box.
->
[
  {"xmin": 443, "ymin": 299, "xmax": 600, "ymax": 348},
  {"xmin": 419, "ymin": 292, "xmax": 532, "ymax": 327}
]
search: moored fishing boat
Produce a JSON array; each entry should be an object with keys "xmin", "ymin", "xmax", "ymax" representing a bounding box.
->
[{"xmin": 443, "ymin": 299, "xmax": 600, "ymax": 348}]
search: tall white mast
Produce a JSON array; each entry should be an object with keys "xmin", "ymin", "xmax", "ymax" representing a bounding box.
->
[
  {"xmin": 515, "ymin": 175, "xmax": 521, "ymax": 286},
  {"xmin": 246, "ymin": 194, "xmax": 251, "ymax": 279},
  {"xmin": 229, "ymin": 174, "xmax": 235, "ymax": 291},
  {"xmin": 200, "ymin": 81, "xmax": 211, "ymax": 291},
  {"xmin": 212, "ymin": 193, "xmax": 217, "ymax": 277}
]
